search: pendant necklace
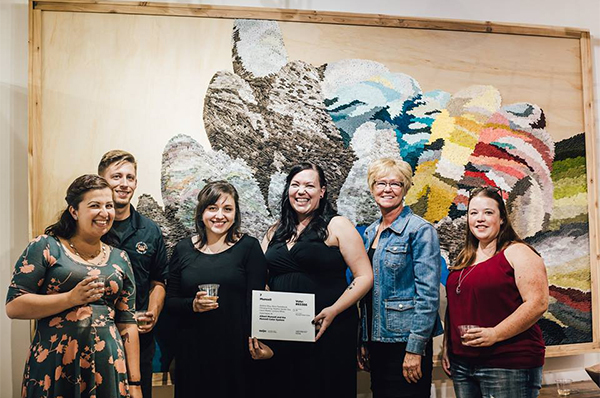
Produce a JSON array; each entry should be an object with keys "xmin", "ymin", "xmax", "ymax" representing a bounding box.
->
[
  {"xmin": 204, "ymin": 239, "xmax": 228, "ymax": 254},
  {"xmin": 68, "ymin": 240, "xmax": 107, "ymax": 265},
  {"xmin": 455, "ymin": 263, "xmax": 479, "ymax": 295}
]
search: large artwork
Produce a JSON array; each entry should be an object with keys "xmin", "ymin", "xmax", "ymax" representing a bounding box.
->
[
  {"xmin": 30, "ymin": 1, "xmax": 598, "ymax": 360},
  {"xmin": 134, "ymin": 20, "xmax": 592, "ymax": 346}
]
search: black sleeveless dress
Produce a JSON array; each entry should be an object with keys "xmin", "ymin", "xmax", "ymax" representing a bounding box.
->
[{"xmin": 264, "ymin": 228, "xmax": 358, "ymax": 398}]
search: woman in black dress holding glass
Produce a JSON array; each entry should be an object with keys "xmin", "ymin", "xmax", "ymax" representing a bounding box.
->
[
  {"xmin": 166, "ymin": 181, "xmax": 269, "ymax": 398},
  {"xmin": 261, "ymin": 163, "xmax": 373, "ymax": 398}
]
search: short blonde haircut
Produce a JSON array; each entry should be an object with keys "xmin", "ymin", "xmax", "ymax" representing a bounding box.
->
[{"xmin": 367, "ymin": 157, "xmax": 413, "ymax": 195}]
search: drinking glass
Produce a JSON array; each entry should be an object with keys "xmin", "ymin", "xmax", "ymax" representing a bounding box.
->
[
  {"xmin": 458, "ymin": 324, "xmax": 479, "ymax": 344},
  {"xmin": 556, "ymin": 378, "xmax": 572, "ymax": 396},
  {"xmin": 198, "ymin": 284, "xmax": 220, "ymax": 301}
]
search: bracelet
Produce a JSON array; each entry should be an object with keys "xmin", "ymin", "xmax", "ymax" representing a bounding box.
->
[{"xmin": 129, "ymin": 380, "xmax": 142, "ymax": 386}]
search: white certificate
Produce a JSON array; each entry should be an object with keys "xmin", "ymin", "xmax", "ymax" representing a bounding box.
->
[{"xmin": 251, "ymin": 290, "xmax": 315, "ymax": 342}]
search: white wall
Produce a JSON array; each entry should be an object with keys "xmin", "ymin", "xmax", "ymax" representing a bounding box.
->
[
  {"xmin": 2, "ymin": 1, "xmax": 599, "ymax": 397},
  {"xmin": 1, "ymin": 0, "xmax": 33, "ymax": 395}
]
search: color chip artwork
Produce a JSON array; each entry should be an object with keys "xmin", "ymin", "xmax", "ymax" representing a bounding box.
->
[{"xmin": 137, "ymin": 19, "xmax": 591, "ymax": 347}]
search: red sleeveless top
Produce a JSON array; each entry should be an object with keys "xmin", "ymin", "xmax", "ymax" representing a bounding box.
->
[{"xmin": 446, "ymin": 250, "xmax": 545, "ymax": 368}]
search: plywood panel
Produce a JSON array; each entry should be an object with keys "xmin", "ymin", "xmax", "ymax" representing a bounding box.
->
[{"xmin": 37, "ymin": 12, "xmax": 234, "ymax": 233}]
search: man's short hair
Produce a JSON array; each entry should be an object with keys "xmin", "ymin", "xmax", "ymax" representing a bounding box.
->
[{"xmin": 98, "ymin": 150, "xmax": 137, "ymax": 175}]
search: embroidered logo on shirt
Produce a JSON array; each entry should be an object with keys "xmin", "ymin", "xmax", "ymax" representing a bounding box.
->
[{"xmin": 136, "ymin": 241, "xmax": 148, "ymax": 255}]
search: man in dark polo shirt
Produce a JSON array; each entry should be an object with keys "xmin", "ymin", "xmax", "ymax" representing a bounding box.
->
[{"xmin": 99, "ymin": 150, "xmax": 168, "ymax": 398}]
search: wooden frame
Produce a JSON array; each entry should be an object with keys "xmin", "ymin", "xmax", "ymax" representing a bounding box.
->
[{"xmin": 28, "ymin": 0, "xmax": 598, "ymax": 359}]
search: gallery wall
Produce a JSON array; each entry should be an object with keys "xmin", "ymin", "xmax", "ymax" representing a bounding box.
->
[{"xmin": 2, "ymin": 1, "xmax": 599, "ymax": 397}]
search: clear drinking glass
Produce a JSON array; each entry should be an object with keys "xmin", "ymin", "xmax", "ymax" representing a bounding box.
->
[
  {"xmin": 458, "ymin": 324, "xmax": 479, "ymax": 344},
  {"xmin": 135, "ymin": 311, "xmax": 150, "ymax": 327},
  {"xmin": 198, "ymin": 283, "xmax": 220, "ymax": 301},
  {"xmin": 96, "ymin": 275, "xmax": 106, "ymax": 295},
  {"xmin": 556, "ymin": 379, "xmax": 572, "ymax": 396}
]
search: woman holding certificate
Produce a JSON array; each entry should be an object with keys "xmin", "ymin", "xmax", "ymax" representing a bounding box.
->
[
  {"xmin": 358, "ymin": 157, "xmax": 443, "ymax": 398},
  {"xmin": 165, "ymin": 181, "xmax": 269, "ymax": 398},
  {"xmin": 262, "ymin": 162, "xmax": 373, "ymax": 398}
]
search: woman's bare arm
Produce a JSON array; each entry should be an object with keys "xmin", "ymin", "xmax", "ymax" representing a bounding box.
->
[
  {"xmin": 313, "ymin": 216, "xmax": 373, "ymax": 340},
  {"xmin": 117, "ymin": 322, "xmax": 142, "ymax": 397}
]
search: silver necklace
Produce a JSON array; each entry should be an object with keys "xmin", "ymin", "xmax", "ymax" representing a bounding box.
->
[
  {"xmin": 203, "ymin": 240, "xmax": 228, "ymax": 254},
  {"xmin": 456, "ymin": 264, "xmax": 479, "ymax": 294},
  {"xmin": 69, "ymin": 241, "xmax": 107, "ymax": 264}
]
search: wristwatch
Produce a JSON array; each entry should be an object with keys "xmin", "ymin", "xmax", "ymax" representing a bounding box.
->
[{"xmin": 129, "ymin": 380, "xmax": 142, "ymax": 386}]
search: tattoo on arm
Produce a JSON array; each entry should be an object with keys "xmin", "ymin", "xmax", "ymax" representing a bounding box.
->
[
  {"xmin": 347, "ymin": 280, "xmax": 357, "ymax": 291},
  {"xmin": 121, "ymin": 331, "xmax": 130, "ymax": 343}
]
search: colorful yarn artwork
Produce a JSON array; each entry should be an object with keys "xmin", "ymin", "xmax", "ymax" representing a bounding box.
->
[{"xmin": 136, "ymin": 19, "xmax": 592, "ymax": 346}]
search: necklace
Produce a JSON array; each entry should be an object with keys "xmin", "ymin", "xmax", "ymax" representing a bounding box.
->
[
  {"xmin": 203, "ymin": 239, "xmax": 228, "ymax": 254},
  {"xmin": 455, "ymin": 263, "xmax": 479, "ymax": 295},
  {"xmin": 68, "ymin": 240, "xmax": 107, "ymax": 264}
]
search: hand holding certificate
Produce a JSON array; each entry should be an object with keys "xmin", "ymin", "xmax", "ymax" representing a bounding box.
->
[{"xmin": 251, "ymin": 290, "xmax": 316, "ymax": 342}]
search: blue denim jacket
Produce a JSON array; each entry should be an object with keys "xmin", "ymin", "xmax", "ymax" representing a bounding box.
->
[{"xmin": 362, "ymin": 206, "xmax": 443, "ymax": 355}]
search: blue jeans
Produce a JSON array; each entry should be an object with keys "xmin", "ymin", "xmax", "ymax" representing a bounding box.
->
[{"xmin": 450, "ymin": 358, "xmax": 542, "ymax": 398}]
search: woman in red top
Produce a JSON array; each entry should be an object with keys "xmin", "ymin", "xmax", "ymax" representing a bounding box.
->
[{"xmin": 442, "ymin": 186, "xmax": 549, "ymax": 398}]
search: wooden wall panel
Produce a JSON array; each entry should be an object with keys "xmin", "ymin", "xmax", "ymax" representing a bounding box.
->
[{"xmin": 37, "ymin": 12, "xmax": 234, "ymax": 232}]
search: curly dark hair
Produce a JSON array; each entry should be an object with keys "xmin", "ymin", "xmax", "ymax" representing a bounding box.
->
[{"xmin": 45, "ymin": 174, "xmax": 111, "ymax": 239}]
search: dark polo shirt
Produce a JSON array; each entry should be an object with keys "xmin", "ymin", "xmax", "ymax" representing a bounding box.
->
[{"xmin": 103, "ymin": 205, "xmax": 168, "ymax": 312}]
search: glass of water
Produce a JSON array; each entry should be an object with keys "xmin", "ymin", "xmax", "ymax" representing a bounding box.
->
[{"xmin": 556, "ymin": 378, "xmax": 572, "ymax": 396}]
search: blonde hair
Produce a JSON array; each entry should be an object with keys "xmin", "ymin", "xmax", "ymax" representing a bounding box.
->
[{"xmin": 367, "ymin": 157, "xmax": 413, "ymax": 195}]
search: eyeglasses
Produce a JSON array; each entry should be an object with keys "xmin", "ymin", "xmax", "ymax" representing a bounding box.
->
[{"xmin": 373, "ymin": 181, "xmax": 405, "ymax": 191}]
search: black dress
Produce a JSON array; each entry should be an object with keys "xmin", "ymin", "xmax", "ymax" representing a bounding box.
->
[
  {"xmin": 264, "ymin": 228, "xmax": 359, "ymax": 398},
  {"xmin": 165, "ymin": 235, "xmax": 267, "ymax": 398}
]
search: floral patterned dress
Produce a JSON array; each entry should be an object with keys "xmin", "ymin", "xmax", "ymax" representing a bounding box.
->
[{"xmin": 6, "ymin": 235, "xmax": 137, "ymax": 398}]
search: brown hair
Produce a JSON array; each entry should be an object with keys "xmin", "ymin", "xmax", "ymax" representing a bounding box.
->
[
  {"xmin": 98, "ymin": 150, "xmax": 137, "ymax": 176},
  {"xmin": 451, "ymin": 186, "xmax": 538, "ymax": 270},
  {"xmin": 194, "ymin": 181, "xmax": 242, "ymax": 248},
  {"xmin": 45, "ymin": 174, "xmax": 111, "ymax": 239}
]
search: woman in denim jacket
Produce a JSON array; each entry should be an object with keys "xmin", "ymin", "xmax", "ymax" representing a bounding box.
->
[{"xmin": 358, "ymin": 158, "xmax": 443, "ymax": 398}]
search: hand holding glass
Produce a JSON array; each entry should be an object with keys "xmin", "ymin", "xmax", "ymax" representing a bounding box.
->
[
  {"xmin": 458, "ymin": 325, "xmax": 479, "ymax": 344},
  {"xmin": 95, "ymin": 275, "xmax": 106, "ymax": 295},
  {"xmin": 194, "ymin": 284, "xmax": 220, "ymax": 312},
  {"xmin": 135, "ymin": 310, "xmax": 154, "ymax": 327},
  {"xmin": 198, "ymin": 284, "xmax": 220, "ymax": 301}
]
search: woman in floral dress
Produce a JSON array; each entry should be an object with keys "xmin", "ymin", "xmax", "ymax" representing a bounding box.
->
[{"xmin": 6, "ymin": 174, "xmax": 142, "ymax": 398}]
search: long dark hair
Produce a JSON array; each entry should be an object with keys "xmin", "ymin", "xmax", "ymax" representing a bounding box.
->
[
  {"xmin": 45, "ymin": 174, "xmax": 111, "ymax": 239},
  {"xmin": 270, "ymin": 163, "xmax": 336, "ymax": 245},
  {"xmin": 452, "ymin": 186, "xmax": 538, "ymax": 270},
  {"xmin": 194, "ymin": 180, "xmax": 242, "ymax": 248}
]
